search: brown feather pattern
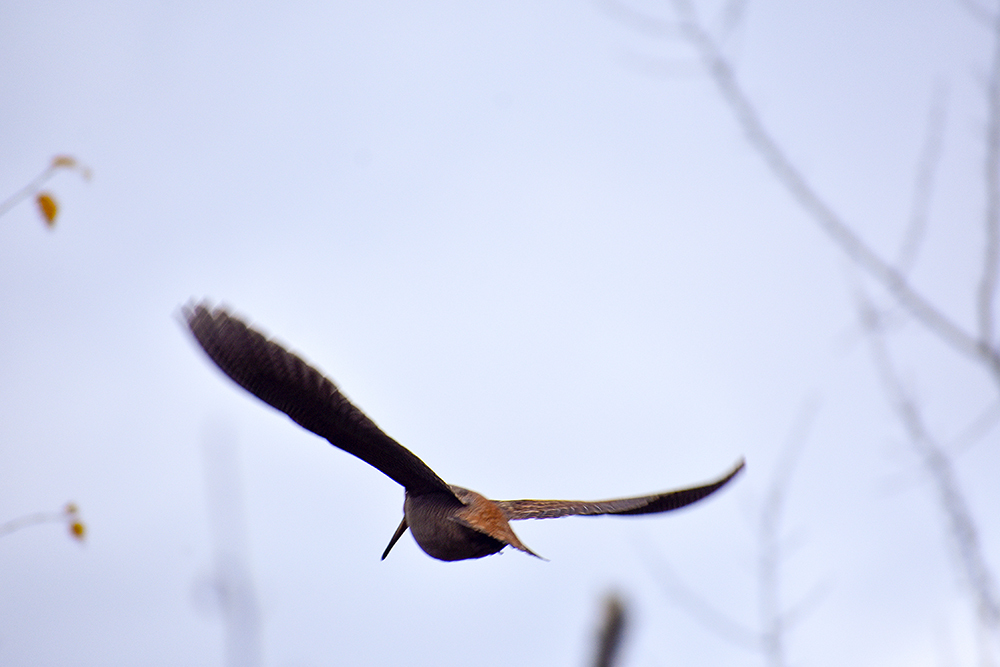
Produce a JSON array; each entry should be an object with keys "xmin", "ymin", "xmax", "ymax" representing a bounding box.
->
[
  {"xmin": 185, "ymin": 303, "xmax": 456, "ymax": 498},
  {"xmin": 496, "ymin": 460, "xmax": 745, "ymax": 520}
]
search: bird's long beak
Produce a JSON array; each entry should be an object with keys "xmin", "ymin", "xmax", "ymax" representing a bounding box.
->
[{"xmin": 381, "ymin": 516, "xmax": 409, "ymax": 560}]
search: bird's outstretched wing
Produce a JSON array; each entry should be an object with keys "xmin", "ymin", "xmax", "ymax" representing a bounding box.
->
[
  {"xmin": 495, "ymin": 460, "xmax": 744, "ymax": 520},
  {"xmin": 185, "ymin": 302, "xmax": 456, "ymax": 497}
]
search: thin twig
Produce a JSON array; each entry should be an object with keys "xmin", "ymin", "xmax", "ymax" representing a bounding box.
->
[
  {"xmin": 0, "ymin": 156, "xmax": 91, "ymax": 221},
  {"xmin": 643, "ymin": 400, "xmax": 820, "ymax": 663},
  {"xmin": 642, "ymin": 544, "xmax": 761, "ymax": 651},
  {"xmin": 0, "ymin": 166, "xmax": 57, "ymax": 219},
  {"xmin": 201, "ymin": 435, "xmax": 262, "ymax": 667},
  {"xmin": 0, "ymin": 511, "xmax": 68, "ymax": 538},
  {"xmin": 948, "ymin": 400, "xmax": 1000, "ymax": 457},
  {"xmin": 758, "ymin": 396, "xmax": 819, "ymax": 667},
  {"xmin": 718, "ymin": 0, "xmax": 750, "ymax": 39},
  {"xmin": 898, "ymin": 85, "xmax": 948, "ymax": 275},
  {"xmin": 0, "ymin": 503, "xmax": 84, "ymax": 542},
  {"xmin": 600, "ymin": 0, "xmax": 682, "ymax": 38}
]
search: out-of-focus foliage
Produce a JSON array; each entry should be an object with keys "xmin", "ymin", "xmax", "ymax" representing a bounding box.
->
[
  {"xmin": 36, "ymin": 192, "xmax": 58, "ymax": 227},
  {"xmin": 0, "ymin": 502, "xmax": 86, "ymax": 544},
  {"xmin": 0, "ymin": 155, "xmax": 91, "ymax": 228},
  {"xmin": 64, "ymin": 503, "xmax": 86, "ymax": 542}
]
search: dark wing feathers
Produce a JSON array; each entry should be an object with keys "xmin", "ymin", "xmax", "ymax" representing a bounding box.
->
[
  {"xmin": 496, "ymin": 459, "xmax": 745, "ymax": 520},
  {"xmin": 185, "ymin": 303, "xmax": 454, "ymax": 497}
]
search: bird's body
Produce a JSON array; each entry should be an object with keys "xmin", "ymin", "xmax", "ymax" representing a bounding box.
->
[
  {"xmin": 402, "ymin": 487, "xmax": 520, "ymax": 561},
  {"xmin": 184, "ymin": 302, "xmax": 744, "ymax": 562}
]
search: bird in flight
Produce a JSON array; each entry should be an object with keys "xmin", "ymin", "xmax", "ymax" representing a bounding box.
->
[{"xmin": 184, "ymin": 302, "xmax": 745, "ymax": 562}]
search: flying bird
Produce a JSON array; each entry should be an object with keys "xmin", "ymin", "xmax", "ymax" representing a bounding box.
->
[{"xmin": 184, "ymin": 302, "xmax": 744, "ymax": 561}]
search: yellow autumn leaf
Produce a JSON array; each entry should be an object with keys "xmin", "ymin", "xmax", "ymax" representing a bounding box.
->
[
  {"xmin": 69, "ymin": 521, "xmax": 86, "ymax": 541},
  {"xmin": 51, "ymin": 155, "xmax": 92, "ymax": 181},
  {"xmin": 36, "ymin": 192, "xmax": 58, "ymax": 227}
]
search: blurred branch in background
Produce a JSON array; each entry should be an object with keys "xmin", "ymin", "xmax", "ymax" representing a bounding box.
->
[
  {"xmin": 896, "ymin": 83, "xmax": 947, "ymax": 276},
  {"xmin": 610, "ymin": 0, "xmax": 1000, "ymax": 661},
  {"xmin": 0, "ymin": 155, "xmax": 91, "ymax": 228},
  {"xmin": 978, "ymin": 8, "xmax": 1000, "ymax": 378},
  {"xmin": 662, "ymin": 0, "xmax": 992, "ymax": 372},
  {"xmin": 644, "ymin": 547, "xmax": 759, "ymax": 651},
  {"xmin": 590, "ymin": 592, "xmax": 630, "ymax": 667},
  {"xmin": 0, "ymin": 502, "xmax": 85, "ymax": 544},
  {"xmin": 757, "ymin": 398, "xmax": 822, "ymax": 667},
  {"xmin": 194, "ymin": 431, "xmax": 262, "ymax": 667},
  {"xmin": 856, "ymin": 288, "xmax": 1000, "ymax": 661},
  {"xmin": 644, "ymin": 400, "xmax": 825, "ymax": 667}
]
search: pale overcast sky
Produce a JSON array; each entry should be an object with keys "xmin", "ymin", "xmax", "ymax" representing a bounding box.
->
[{"xmin": 1, "ymin": 1, "xmax": 997, "ymax": 666}]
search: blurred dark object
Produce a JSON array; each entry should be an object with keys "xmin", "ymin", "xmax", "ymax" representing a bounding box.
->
[{"xmin": 592, "ymin": 592, "xmax": 629, "ymax": 667}]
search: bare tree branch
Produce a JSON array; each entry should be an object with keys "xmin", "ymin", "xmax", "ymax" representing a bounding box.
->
[
  {"xmin": 948, "ymin": 400, "xmax": 1000, "ymax": 457},
  {"xmin": 667, "ymin": 0, "xmax": 988, "ymax": 371},
  {"xmin": 979, "ymin": 13, "xmax": 1000, "ymax": 359},
  {"xmin": 758, "ymin": 396, "xmax": 819, "ymax": 667},
  {"xmin": 660, "ymin": 10, "xmax": 1000, "ymax": 633},
  {"xmin": 0, "ymin": 156, "xmax": 90, "ymax": 221},
  {"xmin": 642, "ymin": 544, "xmax": 761, "ymax": 651},
  {"xmin": 600, "ymin": 0, "xmax": 681, "ymax": 38},
  {"xmin": 200, "ymin": 434, "xmax": 263, "ymax": 667},
  {"xmin": 644, "ymin": 400, "xmax": 821, "ymax": 664},
  {"xmin": 956, "ymin": 0, "xmax": 998, "ymax": 28},
  {"xmin": 0, "ymin": 503, "xmax": 85, "ymax": 543},
  {"xmin": 898, "ymin": 85, "xmax": 948, "ymax": 275},
  {"xmin": 619, "ymin": 2, "xmax": 1000, "ymax": 660},
  {"xmin": 717, "ymin": 0, "xmax": 750, "ymax": 39},
  {"xmin": 855, "ymin": 288, "xmax": 1000, "ymax": 654}
]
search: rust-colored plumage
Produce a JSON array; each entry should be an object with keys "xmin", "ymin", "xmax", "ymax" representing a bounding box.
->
[{"xmin": 184, "ymin": 302, "xmax": 745, "ymax": 561}]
